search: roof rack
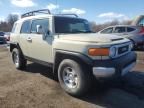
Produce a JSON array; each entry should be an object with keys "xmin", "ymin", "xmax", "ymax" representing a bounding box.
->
[
  {"xmin": 55, "ymin": 14, "xmax": 78, "ymax": 17},
  {"xmin": 21, "ymin": 9, "xmax": 51, "ymax": 18}
]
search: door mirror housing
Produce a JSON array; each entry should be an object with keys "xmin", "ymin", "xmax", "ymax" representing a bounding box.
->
[{"xmin": 42, "ymin": 29, "xmax": 51, "ymax": 40}]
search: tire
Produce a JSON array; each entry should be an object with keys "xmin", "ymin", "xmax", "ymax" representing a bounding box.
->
[
  {"xmin": 12, "ymin": 48, "xmax": 27, "ymax": 70},
  {"xmin": 58, "ymin": 59, "xmax": 91, "ymax": 96}
]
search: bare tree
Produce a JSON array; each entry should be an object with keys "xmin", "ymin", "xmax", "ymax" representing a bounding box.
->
[
  {"xmin": 7, "ymin": 14, "xmax": 19, "ymax": 29},
  {"xmin": 89, "ymin": 21, "xmax": 97, "ymax": 32},
  {"xmin": 0, "ymin": 14, "xmax": 18, "ymax": 32},
  {"xmin": 0, "ymin": 21, "xmax": 8, "ymax": 32},
  {"xmin": 121, "ymin": 20, "xmax": 132, "ymax": 25}
]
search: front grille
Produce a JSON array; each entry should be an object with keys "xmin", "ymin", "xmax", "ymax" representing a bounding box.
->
[
  {"xmin": 112, "ymin": 42, "xmax": 131, "ymax": 58},
  {"xmin": 118, "ymin": 45, "xmax": 129, "ymax": 55}
]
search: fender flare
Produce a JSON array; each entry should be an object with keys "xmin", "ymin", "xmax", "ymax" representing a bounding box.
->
[{"xmin": 53, "ymin": 50, "xmax": 93, "ymax": 77}]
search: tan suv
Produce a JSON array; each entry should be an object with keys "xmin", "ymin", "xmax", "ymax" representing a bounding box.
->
[{"xmin": 10, "ymin": 9, "xmax": 136, "ymax": 96}]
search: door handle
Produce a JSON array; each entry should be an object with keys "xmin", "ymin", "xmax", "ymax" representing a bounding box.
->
[{"xmin": 26, "ymin": 37, "xmax": 32, "ymax": 42}]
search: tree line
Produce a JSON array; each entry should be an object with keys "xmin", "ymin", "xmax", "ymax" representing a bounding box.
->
[
  {"xmin": 0, "ymin": 14, "xmax": 19, "ymax": 32},
  {"xmin": 0, "ymin": 14, "xmax": 132, "ymax": 32}
]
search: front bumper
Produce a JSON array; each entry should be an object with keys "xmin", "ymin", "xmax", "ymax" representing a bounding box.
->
[
  {"xmin": 93, "ymin": 67, "xmax": 115, "ymax": 77},
  {"xmin": 92, "ymin": 51, "xmax": 136, "ymax": 78}
]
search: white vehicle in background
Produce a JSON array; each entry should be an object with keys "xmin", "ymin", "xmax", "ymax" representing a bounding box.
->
[{"xmin": 98, "ymin": 25, "xmax": 144, "ymax": 49}]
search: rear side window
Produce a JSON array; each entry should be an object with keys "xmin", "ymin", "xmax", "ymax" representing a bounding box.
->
[
  {"xmin": 101, "ymin": 28, "xmax": 113, "ymax": 34},
  {"xmin": 127, "ymin": 27, "xmax": 135, "ymax": 32},
  {"xmin": 31, "ymin": 19, "xmax": 49, "ymax": 33},
  {"xmin": 114, "ymin": 27, "xmax": 126, "ymax": 33},
  {"xmin": 21, "ymin": 20, "xmax": 31, "ymax": 33}
]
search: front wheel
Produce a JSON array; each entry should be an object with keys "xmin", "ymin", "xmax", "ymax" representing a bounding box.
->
[
  {"xmin": 12, "ymin": 48, "xmax": 27, "ymax": 70},
  {"xmin": 58, "ymin": 59, "xmax": 91, "ymax": 97}
]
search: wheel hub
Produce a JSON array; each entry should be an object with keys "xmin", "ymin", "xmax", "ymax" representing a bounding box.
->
[
  {"xmin": 13, "ymin": 52, "xmax": 19, "ymax": 66},
  {"xmin": 63, "ymin": 67, "xmax": 78, "ymax": 89}
]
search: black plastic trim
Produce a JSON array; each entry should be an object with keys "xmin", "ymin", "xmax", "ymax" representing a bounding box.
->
[
  {"xmin": 55, "ymin": 50, "xmax": 93, "ymax": 65},
  {"xmin": 25, "ymin": 56, "xmax": 53, "ymax": 68}
]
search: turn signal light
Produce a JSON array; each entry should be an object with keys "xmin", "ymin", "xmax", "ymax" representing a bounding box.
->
[{"xmin": 88, "ymin": 48, "xmax": 109, "ymax": 56}]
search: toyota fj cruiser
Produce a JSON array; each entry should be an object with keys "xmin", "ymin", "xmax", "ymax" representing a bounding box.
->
[{"xmin": 10, "ymin": 9, "xmax": 136, "ymax": 96}]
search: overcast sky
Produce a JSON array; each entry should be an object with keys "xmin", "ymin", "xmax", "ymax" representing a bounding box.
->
[{"xmin": 0, "ymin": 0, "xmax": 144, "ymax": 23}]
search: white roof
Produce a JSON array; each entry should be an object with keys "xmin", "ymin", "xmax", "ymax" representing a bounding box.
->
[{"xmin": 16, "ymin": 14, "xmax": 81, "ymax": 24}]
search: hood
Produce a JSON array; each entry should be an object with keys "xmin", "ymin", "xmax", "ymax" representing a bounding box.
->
[{"xmin": 59, "ymin": 33, "xmax": 124, "ymax": 43}]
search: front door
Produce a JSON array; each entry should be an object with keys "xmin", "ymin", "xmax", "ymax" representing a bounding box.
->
[{"xmin": 27, "ymin": 18, "xmax": 53, "ymax": 63}]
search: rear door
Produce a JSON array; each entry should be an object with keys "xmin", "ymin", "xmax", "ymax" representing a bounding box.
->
[
  {"xmin": 126, "ymin": 27, "xmax": 141, "ymax": 42},
  {"xmin": 126, "ymin": 27, "xmax": 137, "ymax": 34},
  {"xmin": 19, "ymin": 20, "xmax": 31, "ymax": 57},
  {"xmin": 113, "ymin": 27, "xmax": 127, "ymax": 36}
]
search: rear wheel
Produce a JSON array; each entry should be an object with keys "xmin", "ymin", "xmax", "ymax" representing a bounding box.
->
[
  {"xmin": 12, "ymin": 48, "xmax": 27, "ymax": 70},
  {"xmin": 58, "ymin": 59, "xmax": 92, "ymax": 96}
]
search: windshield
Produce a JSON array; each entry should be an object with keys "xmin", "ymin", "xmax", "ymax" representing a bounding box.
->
[{"xmin": 54, "ymin": 16, "xmax": 91, "ymax": 34}]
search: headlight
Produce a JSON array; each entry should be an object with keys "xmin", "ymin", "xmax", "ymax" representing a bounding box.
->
[
  {"xmin": 109, "ymin": 46, "xmax": 116, "ymax": 57},
  {"xmin": 88, "ymin": 47, "xmax": 116, "ymax": 57},
  {"xmin": 129, "ymin": 42, "xmax": 133, "ymax": 50}
]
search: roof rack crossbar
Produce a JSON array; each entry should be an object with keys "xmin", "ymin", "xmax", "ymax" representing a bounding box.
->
[
  {"xmin": 56, "ymin": 14, "xmax": 78, "ymax": 17},
  {"xmin": 21, "ymin": 9, "xmax": 51, "ymax": 18}
]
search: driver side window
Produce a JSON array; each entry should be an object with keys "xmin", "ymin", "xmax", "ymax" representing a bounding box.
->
[
  {"xmin": 69, "ymin": 23, "xmax": 85, "ymax": 32},
  {"xmin": 31, "ymin": 19, "xmax": 49, "ymax": 34}
]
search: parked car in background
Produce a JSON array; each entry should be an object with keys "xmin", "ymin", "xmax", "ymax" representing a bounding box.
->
[
  {"xmin": 0, "ymin": 31, "xmax": 4, "ymax": 36},
  {"xmin": 98, "ymin": 25, "xmax": 144, "ymax": 49},
  {"xmin": 0, "ymin": 31, "xmax": 6, "ymax": 44},
  {"xmin": 4, "ymin": 32, "xmax": 10, "ymax": 41}
]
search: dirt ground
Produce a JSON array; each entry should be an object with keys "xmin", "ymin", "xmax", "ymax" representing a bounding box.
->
[{"xmin": 0, "ymin": 46, "xmax": 144, "ymax": 108}]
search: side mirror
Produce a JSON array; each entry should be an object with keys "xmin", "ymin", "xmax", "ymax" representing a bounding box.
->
[
  {"xmin": 42, "ymin": 29, "xmax": 50, "ymax": 40},
  {"xmin": 36, "ymin": 25, "xmax": 44, "ymax": 34}
]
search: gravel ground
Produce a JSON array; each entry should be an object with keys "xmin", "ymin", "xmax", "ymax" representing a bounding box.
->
[{"xmin": 0, "ymin": 46, "xmax": 144, "ymax": 108}]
